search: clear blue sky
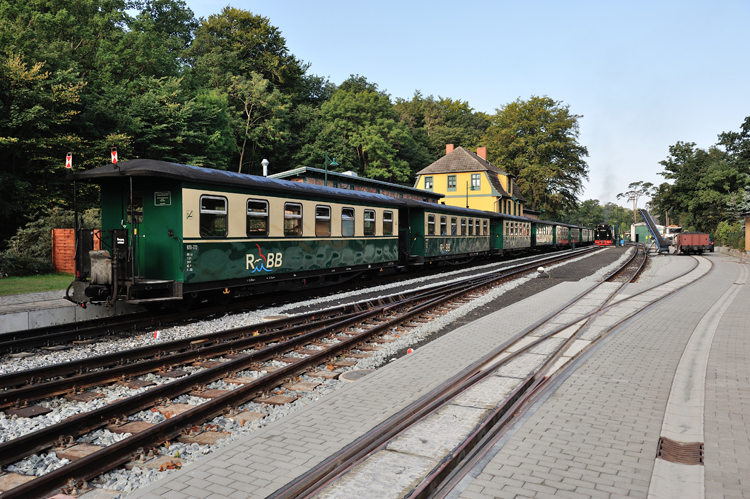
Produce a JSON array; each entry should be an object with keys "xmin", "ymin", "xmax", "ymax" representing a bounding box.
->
[{"xmin": 185, "ymin": 0, "xmax": 749, "ymax": 207}]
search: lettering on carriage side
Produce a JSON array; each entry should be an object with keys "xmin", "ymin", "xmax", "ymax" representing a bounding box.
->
[
  {"xmin": 185, "ymin": 244, "xmax": 197, "ymax": 272},
  {"xmin": 186, "ymin": 210, "xmax": 193, "ymax": 219},
  {"xmin": 246, "ymin": 243, "xmax": 282, "ymax": 273},
  {"xmin": 439, "ymin": 242, "xmax": 451, "ymax": 253}
]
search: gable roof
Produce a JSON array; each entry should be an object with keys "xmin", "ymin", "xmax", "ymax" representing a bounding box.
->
[{"xmin": 416, "ymin": 146, "xmax": 508, "ymax": 176}]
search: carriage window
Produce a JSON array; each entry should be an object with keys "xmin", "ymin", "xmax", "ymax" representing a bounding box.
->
[
  {"xmin": 451, "ymin": 217, "xmax": 457, "ymax": 235},
  {"xmin": 246, "ymin": 199, "xmax": 268, "ymax": 237},
  {"xmin": 468, "ymin": 219, "xmax": 473, "ymax": 236},
  {"xmin": 461, "ymin": 218, "xmax": 467, "ymax": 236},
  {"xmin": 315, "ymin": 205, "xmax": 331, "ymax": 237},
  {"xmin": 483, "ymin": 220, "xmax": 488, "ymax": 235},
  {"xmin": 364, "ymin": 210, "xmax": 376, "ymax": 236},
  {"xmin": 440, "ymin": 216, "xmax": 447, "ymax": 235},
  {"xmin": 427, "ymin": 214, "xmax": 435, "ymax": 236},
  {"xmin": 284, "ymin": 203, "xmax": 302, "ymax": 236},
  {"xmin": 342, "ymin": 207, "xmax": 355, "ymax": 237},
  {"xmin": 200, "ymin": 195, "xmax": 227, "ymax": 238},
  {"xmin": 126, "ymin": 191, "xmax": 144, "ymax": 224},
  {"xmin": 383, "ymin": 211, "xmax": 393, "ymax": 236}
]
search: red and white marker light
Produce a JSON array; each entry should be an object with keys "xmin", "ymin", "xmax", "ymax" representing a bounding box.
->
[
  {"xmin": 65, "ymin": 153, "xmax": 73, "ymax": 169},
  {"xmin": 111, "ymin": 147, "xmax": 118, "ymax": 164}
]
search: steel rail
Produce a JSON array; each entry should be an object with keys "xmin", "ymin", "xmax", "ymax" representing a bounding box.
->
[
  {"xmin": 424, "ymin": 256, "xmax": 708, "ymax": 499},
  {"xmin": 0, "ymin": 314, "xmax": 359, "ymax": 408},
  {"xmin": 0, "ymin": 248, "xmax": 597, "ymax": 353},
  {"xmin": 0, "ymin": 248, "xmax": 601, "ymax": 498},
  {"xmin": 271, "ymin": 254, "xmax": 706, "ymax": 499},
  {"xmin": 604, "ymin": 242, "xmax": 647, "ymax": 282},
  {"xmin": 0, "ymin": 247, "xmax": 598, "ymax": 389},
  {"xmin": 0, "ymin": 275, "xmax": 495, "ymax": 469}
]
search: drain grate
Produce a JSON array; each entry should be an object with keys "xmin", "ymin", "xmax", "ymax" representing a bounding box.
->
[{"xmin": 656, "ymin": 437, "xmax": 704, "ymax": 465}]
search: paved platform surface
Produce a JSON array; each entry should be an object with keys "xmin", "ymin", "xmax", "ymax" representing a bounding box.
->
[
  {"xmin": 0, "ymin": 288, "xmax": 142, "ymax": 333},
  {"xmin": 453, "ymin": 253, "xmax": 748, "ymax": 499},
  {"xmin": 127, "ymin": 253, "xmax": 749, "ymax": 499}
]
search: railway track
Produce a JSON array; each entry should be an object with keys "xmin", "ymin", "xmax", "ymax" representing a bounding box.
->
[
  {"xmin": 0, "ymin": 248, "xmax": 599, "ymax": 355},
  {"xmin": 0, "ymin": 247, "xmax": 604, "ymax": 498},
  {"xmin": 604, "ymin": 243, "xmax": 648, "ymax": 282},
  {"xmin": 268, "ymin": 253, "xmax": 709, "ymax": 499}
]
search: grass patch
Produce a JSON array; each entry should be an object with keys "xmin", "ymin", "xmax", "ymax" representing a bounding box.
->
[{"xmin": 0, "ymin": 274, "xmax": 73, "ymax": 296}]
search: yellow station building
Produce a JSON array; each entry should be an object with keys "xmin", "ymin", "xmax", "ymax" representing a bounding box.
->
[{"xmin": 414, "ymin": 145, "xmax": 527, "ymax": 216}]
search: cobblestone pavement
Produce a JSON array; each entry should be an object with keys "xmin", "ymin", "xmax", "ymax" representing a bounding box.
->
[
  {"xmin": 0, "ymin": 289, "xmax": 67, "ymax": 307},
  {"xmin": 455, "ymin": 253, "xmax": 748, "ymax": 499},
  {"xmin": 123, "ymin": 253, "xmax": 749, "ymax": 499},
  {"xmin": 128, "ymin": 282, "xmax": 597, "ymax": 499}
]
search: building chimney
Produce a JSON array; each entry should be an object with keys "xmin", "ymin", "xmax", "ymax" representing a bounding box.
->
[
  {"xmin": 446, "ymin": 144, "xmax": 454, "ymax": 155},
  {"xmin": 476, "ymin": 147, "xmax": 487, "ymax": 160}
]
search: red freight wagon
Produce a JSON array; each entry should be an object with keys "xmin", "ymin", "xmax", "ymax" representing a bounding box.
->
[{"xmin": 675, "ymin": 232, "xmax": 710, "ymax": 255}]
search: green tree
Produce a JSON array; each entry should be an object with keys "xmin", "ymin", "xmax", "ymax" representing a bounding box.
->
[
  {"xmin": 482, "ymin": 96, "xmax": 589, "ymax": 217},
  {"xmin": 228, "ymin": 73, "xmax": 291, "ymax": 174},
  {"xmin": 188, "ymin": 6, "xmax": 304, "ymax": 93},
  {"xmin": 616, "ymin": 181, "xmax": 655, "ymax": 224},
  {"xmin": 394, "ymin": 92, "xmax": 490, "ymax": 168},
  {"xmin": 0, "ymin": 52, "xmax": 89, "ymax": 244},
  {"xmin": 653, "ymin": 139, "xmax": 748, "ymax": 232},
  {"xmin": 310, "ymin": 88, "xmax": 415, "ymax": 183},
  {"xmin": 565, "ymin": 199, "xmax": 604, "ymax": 227}
]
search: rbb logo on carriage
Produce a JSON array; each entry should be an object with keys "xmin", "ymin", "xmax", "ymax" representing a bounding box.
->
[{"xmin": 246, "ymin": 245, "xmax": 282, "ymax": 273}]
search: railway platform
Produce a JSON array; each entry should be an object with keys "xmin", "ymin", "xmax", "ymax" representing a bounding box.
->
[
  {"xmin": 0, "ymin": 289, "xmax": 142, "ymax": 334},
  {"xmin": 126, "ymin": 251, "xmax": 749, "ymax": 499}
]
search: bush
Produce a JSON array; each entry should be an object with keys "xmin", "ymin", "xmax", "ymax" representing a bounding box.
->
[
  {"xmin": 2, "ymin": 207, "xmax": 101, "ymax": 260},
  {"xmin": 714, "ymin": 220, "xmax": 745, "ymax": 250},
  {"xmin": 0, "ymin": 254, "xmax": 54, "ymax": 277}
]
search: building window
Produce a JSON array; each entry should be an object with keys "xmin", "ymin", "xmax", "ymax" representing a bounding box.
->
[
  {"xmin": 451, "ymin": 217, "xmax": 457, "ymax": 235},
  {"xmin": 246, "ymin": 199, "xmax": 268, "ymax": 237},
  {"xmin": 342, "ymin": 208, "xmax": 355, "ymax": 237},
  {"xmin": 424, "ymin": 176, "xmax": 433, "ymax": 190},
  {"xmin": 447, "ymin": 175, "xmax": 457, "ymax": 191},
  {"xmin": 315, "ymin": 205, "xmax": 331, "ymax": 237},
  {"xmin": 284, "ymin": 203, "xmax": 302, "ymax": 236},
  {"xmin": 440, "ymin": 216, "xmax": 447, "ymax": 235},
  {"xmin": 383, "ymin": 211, "xmax": 393, "ymax": 236},
  {"xmin": 364, "ymin": 209, "xmax": 376, "ymax": 236},
  {"xmin": 200, "ymin": 195, "xmax": 227, "ymax": 238},
  {"xmin": 471, "ymin": 174, "xmax": 481, "ymax": 190}
]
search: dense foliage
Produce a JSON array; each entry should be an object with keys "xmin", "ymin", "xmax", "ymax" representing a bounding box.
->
[
  {"xmin": 562, "ymin": 200, "xmax": 634, "ymax": 239},
  {"xmin": 0, "ymin": 1, "xmax": 593, "ymax": 251},
  {"xmin": 651, "ymin": 117, "xmax": 750, "ymax": 241}
]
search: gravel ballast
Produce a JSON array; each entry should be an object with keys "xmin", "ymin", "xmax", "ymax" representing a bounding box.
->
[{"xmin": 0, "ymin": 246, "xmax": 638, "ymax": 497}]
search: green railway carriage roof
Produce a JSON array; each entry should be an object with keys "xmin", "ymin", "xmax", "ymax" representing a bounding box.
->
[
  {"xmin": 402, "ymin": 199, "xmax": 536, "ymax": 223},
  {"xmin": 70, "ymin": 159, "xmax": 405, "ymax": 207}
]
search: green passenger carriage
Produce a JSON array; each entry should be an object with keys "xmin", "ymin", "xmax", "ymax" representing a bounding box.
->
[
  {"xmin": 401, "ymin": 200, "xmax": 492, "ymax": 264},
  {"xmin": 71, "ymin": 160, "xmax": 402, "ymax": 305},
  {"xmin": 68, "ymin": 160, "xmax": 594, "ymax": 307}
]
